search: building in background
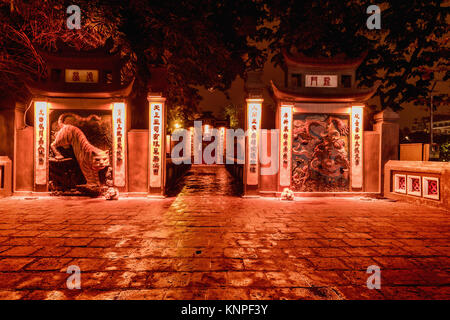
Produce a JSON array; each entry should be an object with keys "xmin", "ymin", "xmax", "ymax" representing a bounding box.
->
[{"xmin": 411, "ymin": 114, "xmax": 450, "ymax": 135}]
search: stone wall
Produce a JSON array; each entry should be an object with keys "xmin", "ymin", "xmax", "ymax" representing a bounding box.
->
[{"xmin": 384, "ymin": 160, "xmax": 450, "ymax": 210}]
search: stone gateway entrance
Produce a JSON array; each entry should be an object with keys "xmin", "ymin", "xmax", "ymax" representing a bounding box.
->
[
  {"xmin": 23, "ymin": 45, "xmax": 133, "ymax": 197},
  {"xmin": 241, "ymin": 51, "xmax": 398, "ymax": 197}
]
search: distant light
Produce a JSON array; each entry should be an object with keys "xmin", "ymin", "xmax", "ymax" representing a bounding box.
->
[{"xmin": 174, "ymin": 122, "xmax": 180, "ymax": 129}]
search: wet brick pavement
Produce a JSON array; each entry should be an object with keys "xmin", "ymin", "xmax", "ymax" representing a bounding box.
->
[{"xmin": 0, "ymin": 165, "xmax": 448, "ymax": 300}]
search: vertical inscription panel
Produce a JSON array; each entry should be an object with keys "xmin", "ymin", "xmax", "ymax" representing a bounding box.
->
[
  {"xmin": 149, "ymin": 100, "xmax": 164, "ymax": 189},
  {"xmin": 34, "ymin": 101, "xmax": 48, "ymax": 186},
  {"xmin": 351, "ymin": 106, "xmax": 364, "ymax": 189},
  {"xmin": 279, "ymin": 105, "xmax": 293, "ymax": 187},
  {"xmin": 113, "ymin": 102, "xmax": 126, "ymax": 187},
  {"xmin": 246, "ymin": 99, "xmax": 262, "ymax": 186}
]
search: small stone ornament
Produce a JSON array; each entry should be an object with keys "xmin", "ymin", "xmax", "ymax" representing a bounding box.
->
[
  {"xmin": 104, "ymin": 187, "xmax": 119, "ymax": 200},
  {"xmin": 281, "ymin": 188, "xmax": 294, "ymax": 201}
]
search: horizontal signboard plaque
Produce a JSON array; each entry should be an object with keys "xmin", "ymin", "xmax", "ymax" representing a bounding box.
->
[
  {"xmin": 65, "ymin": 69, "xmax": 99, "ymax": 83},
  {"xmin": 305, "ymin": 75, "xmax": 338, "ymax": 88}
]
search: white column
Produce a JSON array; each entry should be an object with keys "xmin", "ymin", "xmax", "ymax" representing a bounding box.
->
[
  {"xmin": 245, "ymin": 98, "xmax": 263, "ymax": 186},
  {"xmin": 34, "ymin": 101, "xmax": 48, "ymax": 186},
  {"xmin": 351, "ymin": 105, "xmax": 364, "ymax": 189},
  {"xmin": 112, "ymin": 102, "xmax": 126, "ymax": 187},
  {"xmin": 148, "ymin": 94, "xmax": 166, "ymax": 193},
  {"xmin": 279, "ymin": 104, "xmax": 293, "ymax": 187}
]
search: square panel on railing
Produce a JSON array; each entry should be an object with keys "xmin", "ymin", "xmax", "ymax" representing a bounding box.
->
[
  {"xmin": 393, "ymin": 173, "xmax": 407, "ymax": 194},
  {"xmin": 407, "ymin": 175, "xmax": 422, "ymax": 197},
  {"xmin": 422, "ymin": 176, "xmax": 440, "ymax": 200}
]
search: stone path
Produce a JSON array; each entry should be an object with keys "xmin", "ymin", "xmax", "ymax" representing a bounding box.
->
[{"xmin": 0, "ymin": 165, "xmax": 448, "ymax": 299}]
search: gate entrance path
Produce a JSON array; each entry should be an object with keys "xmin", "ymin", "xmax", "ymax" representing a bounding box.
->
[{"xmin": 167, "ymin": 165, "xmax": 242, "ymax": 197}]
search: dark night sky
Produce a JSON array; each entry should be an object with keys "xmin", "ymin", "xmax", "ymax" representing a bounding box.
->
[{"xmin": 197, "ymin": 54, "xmax": 450, "ymax": 130}]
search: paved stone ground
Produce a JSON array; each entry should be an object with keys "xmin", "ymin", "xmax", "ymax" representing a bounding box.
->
[{"xmin": 0, "ymin": 165, "xmax": 448, "ymax": 300}]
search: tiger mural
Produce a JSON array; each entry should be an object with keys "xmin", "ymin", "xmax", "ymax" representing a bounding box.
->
[{"xmin": 50, "ymin": 113, "xmax": 110, "ymax": 186}]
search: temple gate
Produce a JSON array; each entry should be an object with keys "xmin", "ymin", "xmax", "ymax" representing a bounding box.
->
[
  {"xmin": 241, "ymin": 51, "xmax": 399, "ymax": 197},
  {"xmin": 11, "ymin": 45, "xmax": 173, "ymax": 198}
]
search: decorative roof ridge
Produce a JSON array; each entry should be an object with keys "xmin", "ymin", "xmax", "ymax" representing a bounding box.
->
[
  {"xmin": 37, "ymin": 48, "xmax": 121, "ymax": 60},
  {"xmin": 270, "ymin": 80, "xmax": 379, "ymax": 103},
  {"xmin": 282, "ymin": 49, "xmax": 368, "ymax": 69},
  {"xmin": 25, "ymin": 78, "xmax": 135, "ymax": 99}
]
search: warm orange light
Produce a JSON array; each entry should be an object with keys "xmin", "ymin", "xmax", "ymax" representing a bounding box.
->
[
  {"xmin": 217, "ymin": 127, "xmax": 226, "ymax": 164},
  {"xmin": 189, "ymin": 127, "xmax": 194, "ymax": 161},
  {"xmin": 65, "ymin": 69, "xmax": 99, "ymax": 83},
  {"xmin": 112, "ymin": 102, "xmax": 126, "ymax": 187},
  {"xmin": 34, "ymin": 101, "xmax": 48, "ymax": 185},
  {"xmin": 149, "ymin": 101, "xmax": 164, "ymax": 188},
  {"xmin": 351, "ymin": 106, "xmax": 364, "ymax": 189},
  {"xmin": 166, "ymin": 134, "xmax": 171, "ymax": 152},
  {"xmin": 246, "ymin": 98, "xmax": 262, "ymax": 185},
  {"xmin": 279, "ymin": 105, "xmax": 293, "ymax": 187}
]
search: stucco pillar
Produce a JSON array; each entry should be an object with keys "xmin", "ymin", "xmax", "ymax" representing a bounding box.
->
[
  {"xmin": 244, "ymin": 71, "xmax": 264, "ymax": 197},
  {"xmin": 373, "ymin": 107, "xmax": 400, "ymax": 194},
  {"xmin": 14, "ymin": 102, "xmax": 34, "ymax": 192}
]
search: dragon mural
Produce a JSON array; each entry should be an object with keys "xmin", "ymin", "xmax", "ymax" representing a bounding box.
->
[{"xmin": 291, "ymin": 114, "xmax": 350, "ymax": 192}]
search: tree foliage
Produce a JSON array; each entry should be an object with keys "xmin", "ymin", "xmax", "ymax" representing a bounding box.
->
[
  {"xmin": 0, "ymin": 0, "xmax": 268, "ymax": 118},
  {"xmin": 0, "ymin": 0, "xmax": 120, "ymax": 97},
  {"xmin": 222, "ymin": 103, "xmax": 244, "ymax": 129},
  {"xmin": 265, "ymin": 0, "xmax": 449, "ymax": 111},
  {"xmin": 0, "ymin": 0, "xmax": 447, "ymax": 115}
]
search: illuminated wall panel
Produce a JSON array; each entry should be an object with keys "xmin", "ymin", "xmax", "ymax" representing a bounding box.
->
[
  {"xmin": 246, "ymin": 99, "xmax": 262, "ymax": 185},
  {"xmin": 351, "ymin": 106, "xmax": 364, "ymax": 189},
  {"xmin": 149, "ymin": 97, "xmax": 166, "ymax": 189},
  {"xmin": 279, "ymin": 105, "xmax": 293, "ymax": 187},
  {"xmin": 217, "ymin": 127, "xmax": 225, "ymax": 164},
  {"xmin": 34, "ymin": 101, "xmax": 48, "ymax": 185},
  {"xmin": 112, "ymin": 102, "xmax": 126, "ymax": 187},
  {"xmin": 189, "ymin": 127, "xmax": 194, "ymax": 162}
]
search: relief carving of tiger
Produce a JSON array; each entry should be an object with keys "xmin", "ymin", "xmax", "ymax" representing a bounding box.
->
[{"xmin": 50, "ymin": 113, "xmax": 110, "ymax": 186}]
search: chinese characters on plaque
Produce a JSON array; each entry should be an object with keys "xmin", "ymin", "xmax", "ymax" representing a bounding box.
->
[
  {"xmin": 279, "ymin": 106, "xmax": 292, "ymax": 187},
  {"xmin": 150, "ymin": 102, "xmax": 164, "ymax": 188},
  {"xmin": 305, "ymin": 75, "xmax": 338, "ymax": 88},
  {"xmin": 34, "ymin": 102, "xmax": 48, "ymax": 185},
  {"xmin": 353, "ymin": 113, "xmax": 361, "ymax": 166},
  {"xmin": 217, "ymin": 127, "xmax": 225, "ymax": 164},
  {"xmin": 65, "ymin": 69, "xmax": 99, "ymax": 83},
  {"xmin": 113, "ymin": 103, "xmax": 126, "ymax": 187},
  {"xmin": 246, "ymin": 101, "xmax": 262, "ymax": 185},
  {"xmin": 351, "ymin": 106, "xmax": 363, "ymax": 189}
]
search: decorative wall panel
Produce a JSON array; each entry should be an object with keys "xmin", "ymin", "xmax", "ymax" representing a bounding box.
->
[
  {"xmin": 291, "ymin": 113, "xmax": 350, "ymax": 192},
  {"xmin": 48, "ymin": 110, "xmax": 112, "ymax": 195}
]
